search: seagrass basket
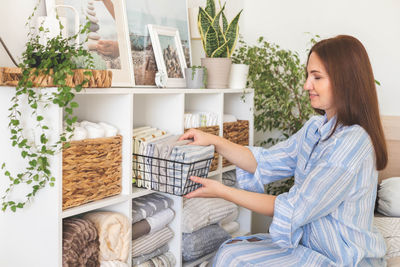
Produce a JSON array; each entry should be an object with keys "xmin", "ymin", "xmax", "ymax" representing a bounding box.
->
[
  {"xmin": 0, "ymin": 67, "xmax": 112, "ymax": 88},
  {"xmin": 62, "ymin": 135, "xmax": 122, "ymax": 210},
  {"xmin": 223, "ymin": 120, "xmax": 249, "ymax": 167},
  {"xmin": 184, "ymin": 125, "xmax": 219, "ymax": 171}
]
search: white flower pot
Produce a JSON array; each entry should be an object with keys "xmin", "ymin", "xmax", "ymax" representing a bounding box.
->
[{"xmin": 229, "ymin": 63, "xmax": 249, "ymax": 89}]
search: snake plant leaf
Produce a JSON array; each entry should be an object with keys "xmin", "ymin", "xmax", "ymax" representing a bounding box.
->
[
  {"xmin": 205, "ymin": 0, "xmax": 216, "ymax": 18},
  {"xmin": 222, "ymin": 12, "xmax": 228, "ymax": 34},
  {"xmin": 211, "ymin": 39, "xmax": 229, "ymax": 58},
  {"xmin": 198, "ymin": 7, "xmax": 214, "ymax": 55},
  {"xmin": 205, "ymin": 24, "xmax": 219, "ymax": 57},
  {"xmin": 225, "ymin": 10, "xmax": 243, "ymax": 57},
  {"xmin": 212, "ymin": 3, "xmax": 226, "ymax": 47}
]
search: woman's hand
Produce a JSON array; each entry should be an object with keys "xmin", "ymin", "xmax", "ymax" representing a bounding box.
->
[
  {"xmin": 184, "ymin": 176, "xmax": 227, "ymax": 199},
  {"xmin": 179, "ymin": 128, "xmax": 218, "ymax": 146}
]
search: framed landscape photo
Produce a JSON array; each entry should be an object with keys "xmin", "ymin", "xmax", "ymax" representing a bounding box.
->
[
  {"xmin": 124, "ymin": 0, "xmax": 191, "ymax": 86},
  {"xmin": 148, "ymin": 25, "xmax": 187, "ymax": 87},
  {"xmin": 52, "ymin": 0, "xmax": 135, "ymax": 87}
]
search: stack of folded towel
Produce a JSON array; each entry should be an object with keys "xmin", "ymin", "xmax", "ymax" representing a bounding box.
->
[
  {"xmin": 64, "ymin": 120, "xmax": 119, "ymax": 141},
  {"xmin": 184, "ymin": 112, "xmax": 218, "ymax": 128},
  {"xmin": 132, "ymin": 126, "xmax": 214, "ymax": 195},
  {"xmin": 62, "ymin": 212, "xmax": 131, "ymax": 267},
  {"xmin": 131, "ymin": 193, "xmax": 176, "ymax": 267},
  {"xmin": 182, "ymin": 198, "xmax": 240, "ymax": 263}
]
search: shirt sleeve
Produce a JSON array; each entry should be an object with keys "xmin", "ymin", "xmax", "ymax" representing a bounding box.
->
[
  {"xmin": 236, "ymin": 128, "xmax": 304, "ymax": 193},
  {"xmin": 269, "ymin": 127, "xmax": 373, "ymax": 248}
]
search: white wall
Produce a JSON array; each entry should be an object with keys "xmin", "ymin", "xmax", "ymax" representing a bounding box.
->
[
  {"xmin": 242, "ymin": 0, "xmax": 400, "ymax": 116},
  {"xmin": 0, "ymin": 1, "xmax": 46, "ymax": 66}
]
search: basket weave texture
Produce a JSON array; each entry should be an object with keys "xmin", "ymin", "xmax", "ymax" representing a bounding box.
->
[
  {"xmin": 223, "ymin": 120, "xmax": 250, "ymax": 167},
  {"xmin": 184, "ymin": 125, "xmax": 219, "ymax": 171},
  {"xmin": 0, "ymin": 67, "xmax": 112, "ymax": 88},
  {"xmin": 62, "ymin": 135, "xmax": 122, "ymax": 210}
]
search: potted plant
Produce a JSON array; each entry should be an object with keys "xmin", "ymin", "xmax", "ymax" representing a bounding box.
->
[
  {"xmin": 198, "ymin": 0, "xmax": 242, "ymax": 89},
  {"xmin": 185, "ymin": 65, "xmax": 207, "ymax": 89},
  {"xmin": 0, "ymin": 4, "xmax": 111, "ymax": 212}
]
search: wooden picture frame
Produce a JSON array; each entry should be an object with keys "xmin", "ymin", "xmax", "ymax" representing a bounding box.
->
[
  {"xmin": 51, "ymin": 0, "xmax": 135, "ymax": 87},
  {"xmin": 148, "ymin": 24, "xmax": 187, "ymax": 88}
]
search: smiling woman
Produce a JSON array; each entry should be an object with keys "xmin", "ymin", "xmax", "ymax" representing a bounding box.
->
[{"xmin": 180, "ymin": 35, "xmax": 388, "ymax": 267}]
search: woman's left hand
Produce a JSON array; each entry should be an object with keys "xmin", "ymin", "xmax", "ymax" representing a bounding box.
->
[{"xmin": 184, "ymin": 176, "xmax": 227, "ymax": 199}]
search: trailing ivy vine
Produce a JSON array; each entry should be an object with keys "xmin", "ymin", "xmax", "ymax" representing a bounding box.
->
[{"xmin": 1, "ymin": 2, "xmax": 94, "ymax": 212}]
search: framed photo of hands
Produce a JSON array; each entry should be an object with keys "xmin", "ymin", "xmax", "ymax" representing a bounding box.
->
[{"xmin": 52, "ymin": 0, "xmax": 135, "ymax": 87}]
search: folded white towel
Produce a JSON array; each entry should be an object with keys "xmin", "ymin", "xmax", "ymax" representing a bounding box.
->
[
  {"xmin": 85, "ymin": 124, "xmax": 105, "ymax": 139},
  {"xmin": 71, "ymin": 126, "xmax": 88, "ymax": 141},
  {"xmin": 99, "ymin": 122, "xmax": 118, "ymax": 137}
]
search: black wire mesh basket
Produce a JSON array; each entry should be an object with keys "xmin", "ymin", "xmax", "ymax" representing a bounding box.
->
[{"xmin": 132, "ymin": 153, "xmax": 213, "ymax": 196}]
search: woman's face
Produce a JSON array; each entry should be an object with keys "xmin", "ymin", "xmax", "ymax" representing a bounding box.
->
[{"xmin": 304, "ymin": 52, "xmax": 335, "ymax": 119}]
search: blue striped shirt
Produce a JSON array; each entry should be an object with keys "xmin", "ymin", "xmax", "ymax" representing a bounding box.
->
[{"xmin": 215, "ymin": 115, "xmax": 386, "ymax": 266}]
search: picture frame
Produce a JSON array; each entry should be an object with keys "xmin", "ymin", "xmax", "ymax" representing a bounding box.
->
[
  {"xmin": 148, "ymin": 25, "xmax": 187, "ymax": 88},
  {"xmin": 124, "ymin": 0, "xmax": 191, "ymax": 86},
  {"xmin": 50, "ymin": 0, "xmax": 135, "ymax": 87}
]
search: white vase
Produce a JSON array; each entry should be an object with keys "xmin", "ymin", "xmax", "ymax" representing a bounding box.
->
[{"xmin": 229, "ymin": 63, "xmax": 249, "ymax": 89}]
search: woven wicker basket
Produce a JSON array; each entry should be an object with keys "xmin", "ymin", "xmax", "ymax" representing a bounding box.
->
[
  {"xmin": 62, "ymin": 135, "xmax": 122, "ymax": 210},
  {"xmin": 0, "ymin": 67, "xmax": 112, "ymax": 88},
  {"xmin": 223, "ymin": 120, "xmax": 249, "ymax": 167},
  {"xmin": 184, "ymin": 125, "xmax": 219, "ymax": 171}
]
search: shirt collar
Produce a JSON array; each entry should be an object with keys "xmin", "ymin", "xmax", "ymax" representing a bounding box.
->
[{"xmin": 318, "ymin": 114, "xmax": 338, "ymax": 140}]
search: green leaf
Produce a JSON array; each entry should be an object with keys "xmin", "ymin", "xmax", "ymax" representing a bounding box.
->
[
  {"xmin": 225, "ymin": 10, "xmax": 242, "ymax": 57},
  {"xmin": 36, "ymin": 115, "xmax": 44, "ymax": 121},
  {"xmin": 205, "ymin": 0, "xmax": 216, "ymax": 18}
]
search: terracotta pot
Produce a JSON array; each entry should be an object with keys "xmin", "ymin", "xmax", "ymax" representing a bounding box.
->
[{"xmin": 201, "ymin": 57, "xmax": 232, "ymax": 89}]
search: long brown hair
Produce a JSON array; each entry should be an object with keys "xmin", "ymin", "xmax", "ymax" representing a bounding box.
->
[{"xmin": 308, "ymin": 35, "xmax": 387, "ymax": 170}]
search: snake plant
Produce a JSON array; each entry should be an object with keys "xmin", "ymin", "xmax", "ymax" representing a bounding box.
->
[{"xmin": 198, "ymin": 0, "xmax": 242, "ymax": 58}]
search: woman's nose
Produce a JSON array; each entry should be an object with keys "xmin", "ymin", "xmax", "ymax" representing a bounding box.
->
[{"xmin": 303, "ymin": 78, "xmax": 312, "ymax": 91}]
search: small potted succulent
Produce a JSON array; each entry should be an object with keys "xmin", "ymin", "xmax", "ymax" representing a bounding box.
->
[{"xmin": 185, "ymin": 65, "xmax": 207, "ymax": 89}]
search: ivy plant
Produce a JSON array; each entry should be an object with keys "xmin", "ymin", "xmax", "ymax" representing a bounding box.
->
[
  {"xmin": 232, "ymin": 36, "xmax": 318, "ymax": 195},
  {"xmin": 1, "ymin": 2, "xmax": 94, "ymax": 212}
]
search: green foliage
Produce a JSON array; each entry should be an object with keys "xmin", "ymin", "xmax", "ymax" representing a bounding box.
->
[
  {"xmin": 1, "ymin": 1, "xmax": 94, "ymax": 212},
  {"xmin": 198, "ymin": 0, "xmax": 242, "ymax": 58},
  {"xmin": 233, "ymin": 36, "xmax": 317, "ymax": 195}
]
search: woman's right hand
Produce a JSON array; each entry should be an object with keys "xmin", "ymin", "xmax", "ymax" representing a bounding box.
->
[{"xmin": 179, "ymin": 128, "xmax": 218, "ymax": 146}]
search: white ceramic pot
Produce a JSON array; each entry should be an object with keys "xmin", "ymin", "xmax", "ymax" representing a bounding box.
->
[
  {"xmin": 229, "ymin": 64, "xmax": 249, "ymax": 89},
  {"xmin": 201, "ymin": 58, "xmax": 232, "ymax": 89},
  {"xmin": 185, "ymin": 67, "xmax": 206, "ymax": 89}
]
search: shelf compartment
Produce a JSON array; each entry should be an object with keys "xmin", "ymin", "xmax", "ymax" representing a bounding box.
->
[{"xmin": 62, "ymin": 194, "xmax": 131, "ymax": 219}]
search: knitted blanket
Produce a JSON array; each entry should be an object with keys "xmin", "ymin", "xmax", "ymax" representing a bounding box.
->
[
  {"xmin": 182, "ymin": 224, "xmax": 231, "ymax": 262},
  {"xmin": 62, "ymin": 218, "xmax": 100, "ymax": 267},
  {"xmin": 83, "ymin": 212, "xmax": 131, "ymax": 262}
]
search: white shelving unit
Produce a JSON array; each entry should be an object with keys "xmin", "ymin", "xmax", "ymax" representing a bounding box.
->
[{"xmin": 0, "ymin": 87, "xmax": 254, "ymax": 267}]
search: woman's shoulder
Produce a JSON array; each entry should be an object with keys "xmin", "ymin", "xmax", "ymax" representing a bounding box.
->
[{"xmin": 328, "ymin": 124, "xmax": 373, "ymax": 169}]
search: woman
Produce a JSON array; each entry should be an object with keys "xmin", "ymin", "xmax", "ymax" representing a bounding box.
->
[{"xmin": 180, "ymin": 35, "xmax": 387, "ymax": 266}]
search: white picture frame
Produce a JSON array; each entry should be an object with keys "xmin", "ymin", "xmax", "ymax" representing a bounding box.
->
[
  {"xmin": 50, "ymin": 0, "xmax": 135, "ymax": 87},
  {"xmin": 148, "ymin": 24, "xmax": 187, "ymax": 88}
]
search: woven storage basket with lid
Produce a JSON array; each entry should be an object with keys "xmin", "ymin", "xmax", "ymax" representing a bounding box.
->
[{"xmin": 62, "ymin": 135, "xmax": 122, "ymax": 210}]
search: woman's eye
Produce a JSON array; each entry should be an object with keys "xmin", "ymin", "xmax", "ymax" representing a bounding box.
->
[{"xmin": 314, "ymin": 76, "xmax": 321, "ymax": 80}]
